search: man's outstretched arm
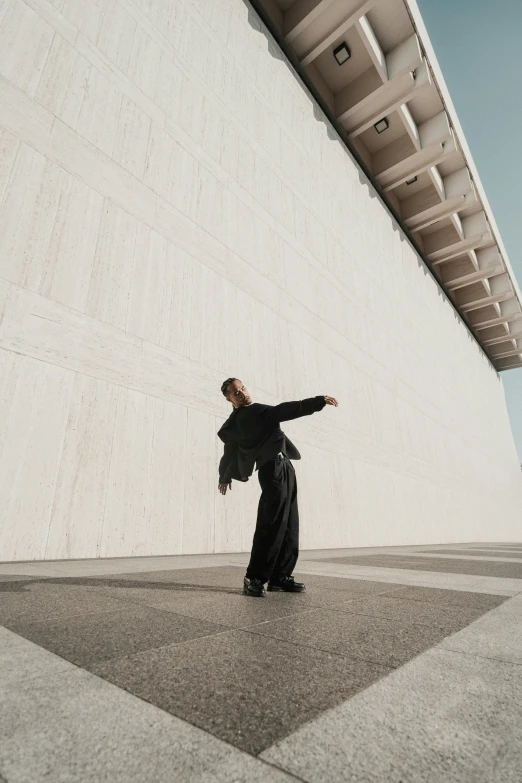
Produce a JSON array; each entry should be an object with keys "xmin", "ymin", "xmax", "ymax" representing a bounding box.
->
[{"xmin": 263, "ymin": 395, "xmax": 338, "ymax": 425}]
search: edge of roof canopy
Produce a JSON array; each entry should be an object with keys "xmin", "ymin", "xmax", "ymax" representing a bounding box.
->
[
  {"xmin": 246, "ymin": 0, "xmax": 522, "ymax": 372},
  {"xmin": 404, "ymin": 0, "xmax": 522, "ymax": 310}
]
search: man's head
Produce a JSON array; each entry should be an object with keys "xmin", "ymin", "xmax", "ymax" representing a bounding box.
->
[{"xmin": 221, "ymin": 378, "xmax": 252, "ymax": 408}]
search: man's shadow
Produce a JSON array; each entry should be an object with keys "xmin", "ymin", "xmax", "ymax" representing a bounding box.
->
[{"xmin": 0, "ymin": 576, "xmax": 241, "ymax": 596}]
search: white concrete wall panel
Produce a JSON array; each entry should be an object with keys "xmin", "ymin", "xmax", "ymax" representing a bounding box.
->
[{"xmin": 0, "ymin": 0, "xmax": 520, "ymax": 560}]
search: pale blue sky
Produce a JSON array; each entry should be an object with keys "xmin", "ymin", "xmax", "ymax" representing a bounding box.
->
[{"xmin": 417, "ymin": 0, "xmax": 522, "ymax": 463}]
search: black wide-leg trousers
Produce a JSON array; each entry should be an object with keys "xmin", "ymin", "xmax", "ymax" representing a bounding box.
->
[{"xmin": 245, "ymin": 453, "xmax": 299, "ymax": 584}]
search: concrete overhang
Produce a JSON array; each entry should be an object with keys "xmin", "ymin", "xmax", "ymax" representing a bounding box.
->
[{"xmin": 250, "ymin": 0, "xmax": 522, "ymax": 371}]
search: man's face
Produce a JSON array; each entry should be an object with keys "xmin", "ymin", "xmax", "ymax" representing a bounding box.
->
[{"xmin": 227, "ymin": 380, "xmax": 252, "ymax": 408}]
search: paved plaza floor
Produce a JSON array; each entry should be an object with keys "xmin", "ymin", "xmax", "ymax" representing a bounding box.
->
[{"xmin": 1, "ymin": 542, "xmax": 521, "ymax": 782}]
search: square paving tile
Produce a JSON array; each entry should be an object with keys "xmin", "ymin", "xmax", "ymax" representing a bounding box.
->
[
  {"xmin": 7, "ymin": 606, "xmax": 228, "ymax": 667},
  {"xmin": 419, "ymin": 549, "xmax": 522, "ymax": 559},
  {"xmin": 246, "ymin": 608, "xmax": 460, "ymax": 669},
  {"xmin": 0, "ymin": 582, "xmax": 131, "ymax": 624},
  {"xmin": 87, "ymin": 629, "xmax": 391, "ymax": 755},
  {"xmin": 319, "ymin": 555, "xmax": 522, "ymax": 578},
  {"xmin": 291, "ymin": 573, "xmax": 400, "ymax": 595},
  {"xmin": 327, "ymin": 594, "xmax": 496, "ymax": 633},
  {"xmin": 81, "ymin": 583, "xmax": 322, "ymax": 628},
  {"xmin": 389, "ymin": 585, "xmax": 507, "ymax": 611},
  {"xmin": 100, "ymin": 566, "xmax": 248, "ymax": 587}
]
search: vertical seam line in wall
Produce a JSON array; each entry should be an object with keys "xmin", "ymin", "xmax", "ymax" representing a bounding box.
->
[
  {"xmin": 0, "ymin": 0, "xmax": 12, "ymax": 28},
  {"xmin": 110, "ymin": 90, "xmax": 125, "ymax": 163},
  {"xmin": 0, "ymin": 337, "xmax": 20, "ymax": 479},
  {"xmin": 244, "ymin": 0, "xmax": 497, "ymax": 375},
  {"xmin": 0, "ymin": 135, "xmax": 22, "ymax": 214},
  {"xmin": 94, "ymin": 0, "xmax": 110, "ymax": 51},
  {"xmin": 43, "ymin": 367, "xmax": 75, "ymax": 559},
  {"xmin": 181, "ymin": 404, "xmax": 189, "ymax": 555},
  {"xmin": 185, "ymin": 249, "xmax": 194, "ymax": 369},
  {"xmin": 97, "ymin": 382, "xmax": 121, "ymax": 558},
  {"xmin": 31, "ymin": 26, "xmax": 56, "ymax": 102},
  {"xmin": 84, "ymin": 188, "xmax": 108, "ymax": 314},
  {"xmin": 71, "ymin": 56, "xmax": 91, "ymax": 139},
  {"xmin": 147, "ymin": 394, "xmax": 157, "ymax": 552}
]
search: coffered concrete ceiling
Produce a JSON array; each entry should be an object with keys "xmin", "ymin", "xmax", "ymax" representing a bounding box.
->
[{"xmin": 253, "ymin": 0, "xmax": 522, "ymax": 371}]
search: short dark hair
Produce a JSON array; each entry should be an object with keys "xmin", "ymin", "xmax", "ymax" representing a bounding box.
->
[{"xmin": 221, "ymin": 377, "xmax": 238, "ymax": 398}]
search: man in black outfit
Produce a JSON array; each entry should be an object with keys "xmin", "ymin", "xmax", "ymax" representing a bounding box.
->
[{"xmin": 217, "ymin": 378, "xmax": 339, "ymax": 597}]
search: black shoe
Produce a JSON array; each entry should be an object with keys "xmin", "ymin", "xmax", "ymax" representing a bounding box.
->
[
  {"xmin": 243, "ymin": 576, "xmax": 266, "ymax": 597},
  {"xmin": 267, "ymin": 575, "xmax": 305, "ymax": 592}
]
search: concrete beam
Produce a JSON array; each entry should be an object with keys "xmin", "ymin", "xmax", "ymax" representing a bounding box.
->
[
  {"xmin": 443, "ymin": 247, "xmax": 504, "ymax": 291},
  {"xmin": 342, "ymin": 62, "xmax": 431, "ymax": 135},
  {"xmin": 493, "ymin": 355, "xmax": 522, "ymax": 371},
  {"xmin": 458, "ymin": 272, "xmax": 515, "ymax": 313},
  {"xmin": 379, "ymin": 138, "xmax": 457, "ymax": 192},
  {"xmin": 427, "ymin": 164, "xmax": 445, "ymax": 199},
  {"xmin": 460, "ymin": 291, "xmax": 513, "ymax": 314},
  {"xmin": 474, "ymin": 314, "xmax": 520, "ymax": 331},
  {"xmin": 376, "ymin": 113, "xmax": 455, "ymax": 191},
  {"xmin": 483, "ymin": 331, "xmax": 522, "ymax": 347},
  {"xmin": 399, "ymin": 104, "xmax": 421, "ymax": 150},
  {"xmin": 472, "ymin": 299, "xmax": 522, "ymax": 330},
  {"xmin": 428, "ymin": 211, "xmax": 492, "ymax": 264},
  {"xmin": 356, "ymin": 14, "xmax": 388, "ymax": 81},
  {"xmin": 490, "ymin": 342, "xmax": 522, "ymax": 360},
  {"xmin": 408, "ymin": 195, "xmax": 466, "ymax": 233},
  {"xmin": 335, "ymin": 33, "xmax": 424, "ymax": 127},
  {"xmin": 405, "ymin": 167, "xmax": 476, "ymax": 231},
  {"xmin": 445, "ymin": 265, "xmax": 505, "ymax": 292},
  {"xmin": 449, "ymin": 211, "xmax": 464, "ymax": 238},
  {"xmin": 482, "ymin": 318, "xmax": 522, "ymax": 346}
]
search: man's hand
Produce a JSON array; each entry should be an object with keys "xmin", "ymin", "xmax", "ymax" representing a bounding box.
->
[
  {"xmin": 218, "ymin": 482, "xmax": 232, "ymax": 495},
  {"xmin": 324, "ymin": 395, "xmax": 338, "ymax": 407}
]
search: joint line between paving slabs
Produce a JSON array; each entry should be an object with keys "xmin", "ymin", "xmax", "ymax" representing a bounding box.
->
[
  {"xmin": 239, "ymin": 625, "xmax": 396, "ymax": 671},
  {"xmin": 440, "ymin": 644, "xmax": 522, "ymax": 668}
]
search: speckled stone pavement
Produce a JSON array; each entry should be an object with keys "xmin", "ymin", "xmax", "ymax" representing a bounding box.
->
[{"xmin": 1, "ymin": 542, "xmax": 521, "ymax": 782}]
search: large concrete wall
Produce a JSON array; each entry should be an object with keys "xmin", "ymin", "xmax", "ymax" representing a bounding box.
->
[{"xmin": 0, "ymin": 0, "xmax": 520, "ymax": 561}]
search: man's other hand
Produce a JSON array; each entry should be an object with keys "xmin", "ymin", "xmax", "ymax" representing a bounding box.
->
[
  {"xmin": 218, "ymin": 482, "xmax": 232, "ymax": 495},
  {"xmin": 324, "ymin": 395, "xmax": 338, "ymax": 406}
]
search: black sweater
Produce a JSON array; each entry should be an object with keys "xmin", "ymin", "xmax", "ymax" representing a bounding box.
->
[{"xmin": 217, "ymin": 396, "xmax": 327, "ymax": 483}]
